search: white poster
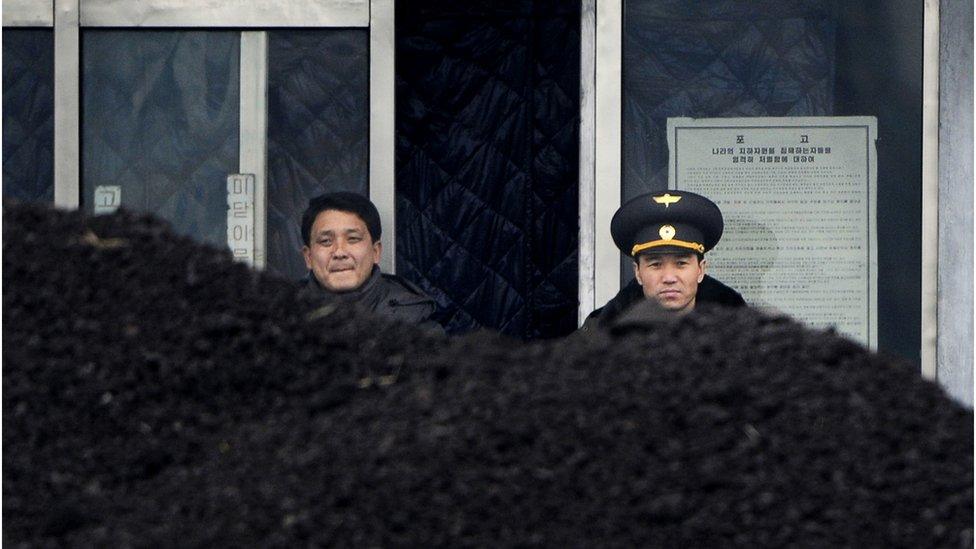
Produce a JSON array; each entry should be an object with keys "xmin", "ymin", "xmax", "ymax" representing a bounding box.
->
[{"xmin": 667, "ymin": 116, "xmax": 878, "ymax": 348}]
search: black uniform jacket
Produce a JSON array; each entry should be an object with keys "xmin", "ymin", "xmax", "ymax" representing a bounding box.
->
[
  {"xmin": 582, "ymin": 274, "xmax": 745, "ymax": 330},
  {"xmin": 300, "ymin": 266, "xmax": 442, "ymax": 332}
]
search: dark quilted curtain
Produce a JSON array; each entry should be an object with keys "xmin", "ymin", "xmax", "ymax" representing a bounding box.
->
[
  {"xmin": 623, "ymin": 0, "xmax": 836, "ymax": 200},
  {"xmin": 266, "ymin": 30, "xmax": 369, "ymax": 281},
  {"xmin": 3, "ymin": 29, "xmax": 54, "ymax": 203},
  {"xmin": 397, "ymin": 1, "xmax": 580, "ymax": 338}
]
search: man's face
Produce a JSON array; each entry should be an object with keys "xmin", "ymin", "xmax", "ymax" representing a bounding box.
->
[
  {"xmin": 633, "ymin": 252, "xmax": 705, "ymax": 314},
  {"xmin": 302, "ymin": 209, "xmax": 381, "ymax": 293}
]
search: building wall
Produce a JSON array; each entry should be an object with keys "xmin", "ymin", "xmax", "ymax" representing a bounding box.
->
[{"xmin": 937, "ymin": 0, "xmax": 974, "ymax": 406}]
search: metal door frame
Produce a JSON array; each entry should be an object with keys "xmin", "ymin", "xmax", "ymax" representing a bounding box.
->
[{"xmin": 3, "ymin": 0, "xmax": 397, "ymax": 272}]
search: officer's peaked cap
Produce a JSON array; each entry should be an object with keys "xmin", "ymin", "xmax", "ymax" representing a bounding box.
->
[{"xmin": 610, "ymin": 190, "xmax": 724, "ymax": 257}]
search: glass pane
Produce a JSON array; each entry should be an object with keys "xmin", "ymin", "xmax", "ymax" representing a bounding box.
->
[
  {"xmin": 3, "ymin": 28, "xmax": 54, "ymax": 203},
  {"xmin": 621, "ymin": 0, "xmax": 923, "ymax": 364},
  {"xmin": 623, "ymin": 2, "xmax": 836, "ymax": 199},
  {"xmin": 82, "ymin": 30, "xmax": 240, "ymax": 249},
  {"xmin": 265, "ymin": 29, "xmax": 369, "ymax": 281}
]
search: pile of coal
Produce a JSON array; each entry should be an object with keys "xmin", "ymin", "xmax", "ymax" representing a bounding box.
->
[{"xmin": 4, "ymin": 201, "xmax": 972, "ymax": 547}]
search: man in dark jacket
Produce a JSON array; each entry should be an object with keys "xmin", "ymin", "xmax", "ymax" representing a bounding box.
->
[
  {"xmin": 299, "ymin": 192, "xmax": 441, "ymax": 331},
  {"xmin": 583, "ymin": 190, "xmax": 745, "ymax": 329}
]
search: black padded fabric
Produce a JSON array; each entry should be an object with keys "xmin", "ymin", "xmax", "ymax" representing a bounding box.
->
[
  {"xmin": 266, "ymin": 30, "xmax": 369, "ymax": 281},
  {"xmin": 622, "ymin": 0, "xmax": 836, "ymax": 200},
  {"xmin": 81, "ymin": 31, "xmax": 240, "ymax": 249},
  {"xmin": 2, "ymin": 29, "xmax": 54, "ymax": 204},
  {"xmin": 396, "ymin": 0, "xmax": 580, "ymax": 339}
]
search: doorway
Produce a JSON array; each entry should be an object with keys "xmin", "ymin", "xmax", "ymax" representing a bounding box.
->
[{"xmin": 395, "ymin": 0, "xmax": 582, "ymax": 338}]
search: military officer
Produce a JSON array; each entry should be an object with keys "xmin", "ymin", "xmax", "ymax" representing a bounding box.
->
[{"xmin": 583, "ymin": 190, "xmax": 745, "ymax": 328}]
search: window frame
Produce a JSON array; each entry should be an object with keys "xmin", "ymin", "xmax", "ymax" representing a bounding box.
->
[{"xmin": 3, "ymin": 0, "xmax": 396, "ymax": 272}]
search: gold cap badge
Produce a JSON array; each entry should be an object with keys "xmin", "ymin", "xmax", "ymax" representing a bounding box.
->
[
  {"xmin": 659, "ymin": 225, "xmax": 676, "ymax": 240},
  {"xmin": 652, "ymin": 193, "xmax": 682, "ymax": 208}
]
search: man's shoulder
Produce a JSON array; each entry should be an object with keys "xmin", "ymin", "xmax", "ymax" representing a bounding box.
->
[
  {"xmin": 375, "ymin": 273, "xmax": 444, "ymax": 332},
  {"xmin": 378, "ymin": 273, "xmax": 436, "ymax": 306}
]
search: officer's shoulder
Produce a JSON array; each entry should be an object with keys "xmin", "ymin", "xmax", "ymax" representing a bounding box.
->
[
  {"xmin": 699, "ymin": 274, "xmax": 746, "ymax": 307},
  {"xmin": 582, "ymin": 280, "xmax": 642, "ymax": 326}
]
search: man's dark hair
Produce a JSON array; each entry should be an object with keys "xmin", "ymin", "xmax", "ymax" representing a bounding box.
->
[{"xmin": 301, "ymin": 192, "xmax": 382, "ymax": 246}]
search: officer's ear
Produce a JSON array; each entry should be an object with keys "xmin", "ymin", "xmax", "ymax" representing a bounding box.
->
[
  {"xmin": 302, "ymin": 245, "xmax": 313, "ymax": 270},
  {"xmin": 698, "ymin": 255, "xmax": 707, "ymax": 283},
  {"xmin": 633, "ymin": 259, "xmax": 641, "ymax": 285}
]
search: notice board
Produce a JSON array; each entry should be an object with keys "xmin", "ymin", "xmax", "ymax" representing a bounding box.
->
[{"xmin": 668, "ymin": 116, "xmax": 878, "ymax": 347}]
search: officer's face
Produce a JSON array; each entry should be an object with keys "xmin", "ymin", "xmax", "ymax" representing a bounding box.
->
[
  {"xmin": 633, "ymin": 252, "xmax": 705, "ymax": 314},
  {"xmin": 302, "ymin": 209, "xmax": 382, "ymax": 293}
]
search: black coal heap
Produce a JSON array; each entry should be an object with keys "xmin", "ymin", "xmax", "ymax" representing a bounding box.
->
[{"xmin": 3, "ymin": 202, "xmax": 972, "ymax": 547}]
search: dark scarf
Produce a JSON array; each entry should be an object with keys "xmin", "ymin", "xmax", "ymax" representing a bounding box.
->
[{"xmin": 303, "ymin": 265, "xmax": 383, "ymax": 306}]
